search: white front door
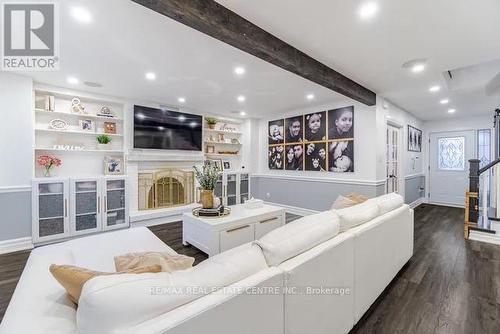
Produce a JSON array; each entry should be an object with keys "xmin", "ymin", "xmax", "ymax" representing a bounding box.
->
[
  {"xmin": 429, "ymin": 130, "xmax": 475, "ymax": 206},
  {"xmin": 386, "ymin": 124, "xmax": 401, "ymax": 193}
]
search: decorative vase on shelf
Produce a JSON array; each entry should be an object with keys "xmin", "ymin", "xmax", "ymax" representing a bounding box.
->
[
  {"xmin": 201, "ymin": 190, "xmax": 214, "ymax": 209},
  {"xmin": 208, "ymin": 123, "xmax": 215, "ymax": 130},
  {"xmin": 97, "ymin": 143, "xmax": 109, "ymax": 150}
]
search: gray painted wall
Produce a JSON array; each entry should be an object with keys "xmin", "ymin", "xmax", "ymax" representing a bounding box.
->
[
  {"xmin": 251, "ymin": 176, "xmax": 384, "ymax": 212},
  {"xmin": 0, "ymin": 191, "xmax": 31, "ymax": 241},
  {"xmin": 405, "ymin": 175, "xmax": 425, "ymax": 204}
]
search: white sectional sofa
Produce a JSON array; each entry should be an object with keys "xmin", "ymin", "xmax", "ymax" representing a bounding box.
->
[{"xmin": 0, "ymin": 193, "xmax": 413, "ymax": 334}]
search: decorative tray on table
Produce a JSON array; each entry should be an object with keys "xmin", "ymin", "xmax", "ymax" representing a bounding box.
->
[{"xmin": 192, "ymin": 206, "xmax": 231, "ymax": 218}]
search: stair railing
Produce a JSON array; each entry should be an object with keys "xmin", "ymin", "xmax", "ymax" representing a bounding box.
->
[{"xmin": 468, "ymin": 157, "xmax": 500, "ymax": 225}]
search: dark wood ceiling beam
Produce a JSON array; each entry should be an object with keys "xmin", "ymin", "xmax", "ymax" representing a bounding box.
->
[{"xmin": 132, "ymin": 0, "xmax": 377, "ymax": 106}]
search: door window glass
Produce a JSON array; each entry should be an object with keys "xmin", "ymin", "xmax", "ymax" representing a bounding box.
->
[{"xmin": 438, "ymin": 137, "xmax": 465, "ymax": 171}]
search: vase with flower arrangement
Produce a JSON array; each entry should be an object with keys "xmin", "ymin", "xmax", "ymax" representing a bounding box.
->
[{"xmin": 37, "ymin": 155, "xmax": 62, "ymax": 177}]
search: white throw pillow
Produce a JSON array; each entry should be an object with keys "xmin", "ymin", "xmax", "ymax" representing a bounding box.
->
[
  {"xmin": 336, "ymin": 201, "xmax": 380, "ymax": 232},
  {"xmin": 369, "ymin": 192, "xmax": 404, "ymax": 215},
  {"xmin": 77, "ymin": 243, "xmax": 267, "ymax": 334},
  {"xmin": 254, "ymin": 210, "xmax": 340, "ymax": 266}
]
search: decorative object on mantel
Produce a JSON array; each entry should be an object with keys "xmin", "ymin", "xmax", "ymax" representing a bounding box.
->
[
  {"xmin": 194, "ymin": 163, "xmax": 221, "ymax": 209},
  {"xmin": 97, "ymin": 106, "xmax": 115, "ymax": 118},
  {"xmin": 205, "ymin": 117, "xmax": 218, "ymax": 129},
  {"xmin": 70, "ymin": 98, "xmax": 86, "ymax": 114},
  {"xmin": 104, "ymin": 156, "xmax": 123, "ymax": 175},
  {"xmin": 104, "ymin": 122, "xmax": 116, "ymax": 134},
  {"xmin": 79, "ymin": 119, "xmax": 94, "ymax": 132},
  {"xmin": 96, "ymin": 134, "xmax": 112, "ymax": 150},
  {"xmin": 49, "ymin": 119, "xmax": 68, "ymax": 131},
  {"xmin": 44, "ymin": 95, "xmax": 55, "ymax": 111},
  {"xmin": 37, "ymin": 155, "xmax": 61, "ymax": 177},
  {"xmin": 192, "ymin": 206, "xmax": 230, "ymax": 217}
]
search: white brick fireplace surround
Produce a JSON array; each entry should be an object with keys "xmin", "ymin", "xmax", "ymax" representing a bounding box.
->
[{"xmin": 127, "ymin": 151, "xmax": 204, "ymax": 226}]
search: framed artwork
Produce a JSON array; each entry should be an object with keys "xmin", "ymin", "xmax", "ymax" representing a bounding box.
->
[
  {"xmin": 408, "ymin": 125, "xmax": 422, "ymax": 152},
  {"xmin": 104, "ymin": 122, "xmax": 116, "ymax": 134},
  {"xmin": 328, "ymin": 140, "xmax": 354, "ymax": 172},
  {"xmin": 285, "ymin": 116, "xmax": 303, "ymax": 143},
  {"xmin": 79, "ymin": 119, "xmax": 94, "ymax": 132},
  {"xmin": 304, "ymin": 111, "xmax": 326, "ymax": 142},
  {"xmin": 268, "ymin": 119, "xmax": 284, "ymax": 145},
  {"xmin": 206, "ymin": 145, "xmax": 215, "ymax": 154},
  {"xmin": 328, "ymin": 106, "xmax": 354, "ymax": 140},
  {"xmin": 223, "ymin": 161, "xmax": 231, "ymax": 170},
  {"xmin": 284, "ymin": 144, "xmax": 304, "ymax": 170},
  {"xmin": 104, "ymin": 156, "xmax": 123, "ymax": 175},
  {"xmin": 268, "ymin": 145, "xmax": 284, "ymax": 170},
  {"xmin": 305, "ymin": 142, "xmax": 327, "ymax": 171}
]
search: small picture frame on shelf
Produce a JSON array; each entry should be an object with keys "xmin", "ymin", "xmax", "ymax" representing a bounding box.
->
[
  {"xmin": 206, "ymin": 145, "xmax": 215, "ymax": 154},
  {"xmin": 218, "ymin": 133, "xmax": 225, "ymax": 142},
  {"xmin": 104, "ymin": 156, "xmax": 123, "ymax": 175},
  {"xmin": 104, "ymin": 122, "xmax": 116, "ymax": 134},
  {"xmin": 223, "ymin": 160, "xmax": 231, "ymax": 170},
  {"xmin": 231, "ymin": 138, "xmax": 240, "ymax": 144},
  {"xmin": 79, "ymin": 119, "xmax": 94, "ymax": 132},
  {"xmin": 216, "ymin": 159, "xmax": 223, "ymax": 171}
]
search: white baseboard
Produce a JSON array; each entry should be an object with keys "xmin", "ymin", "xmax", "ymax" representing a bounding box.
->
[
  {"xmin": 409, "ymin": 197, "xmax": 425, "ymax": 209},
  {"xmin": 0, "ymin": 237, "xmax": 33, "ymax": 255},
  {"xmin": 264, "ymin": 201, "xmax": 318, "ymax": 216},
  {"xmin": 469, "ymin": 231, "xmax": 500, "ymax": 246}
]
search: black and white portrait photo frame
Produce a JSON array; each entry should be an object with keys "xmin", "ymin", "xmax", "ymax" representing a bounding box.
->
[
  {"xmin": 79, "ymin": 119, "xmax": 94, "ymax": 132},
  {"xmin": 104, "ymin": 156, "xmax": 123, "ymax": 175},
  {"xmin": 267, "ymin": 105, "xmax": 355, "ymax": 173},
  {"xmin": 408, "ymin": 125, "xmax": 422, "ymax": 152}
]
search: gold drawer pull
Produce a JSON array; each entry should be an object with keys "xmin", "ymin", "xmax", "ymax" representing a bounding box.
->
[
  {"xmin": 260, "ymin": 218, "xmax": 278, "ymax": 224},
  {"xmin": 227, "ymin": 225, "xmax": 250, "ymax": 233}
]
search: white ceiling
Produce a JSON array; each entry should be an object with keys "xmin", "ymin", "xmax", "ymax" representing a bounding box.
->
[
  {"xmin": 217, "ymin": 0, "xmax": 500, "ymax": 120},
  {"xmin": 18, "ymin": 0, "xmax": 347, "ymax": 119}
]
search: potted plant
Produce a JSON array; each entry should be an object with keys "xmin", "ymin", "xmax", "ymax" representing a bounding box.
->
[
  {"xmin": 194, "ymin": 163, "xmax": 221, "ymax": 208},
  {"xmin": 205, "ymin": 117, "xmax": 218, "ymax": 130},
  {"xmin": 37, "ymin": 155, "xmax": 61, "ymax": 177},
  {"xmin": 96, "ymin": 134, "xmax": 112, "ymax": 150}
]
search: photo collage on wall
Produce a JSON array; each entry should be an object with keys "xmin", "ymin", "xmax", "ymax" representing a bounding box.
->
[{"xmin": 268, "ymin": 106, "xmax": 354, "ymax": 173}]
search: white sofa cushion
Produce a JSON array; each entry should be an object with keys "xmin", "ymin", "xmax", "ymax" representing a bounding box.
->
[
  {"xmin": 336, "ymin": 201, "xmax": 379, "ymax": 232},
  {"xmin": 76, "ymin": 243, "xmax": 268, "ymax": 334},
  {"xmin": 368, "ymin": 192, "xmax": 404, "ymax": 215},
  {"xmin": 254, "ymin": 210, "xmax": 340, "ymax": 266}
]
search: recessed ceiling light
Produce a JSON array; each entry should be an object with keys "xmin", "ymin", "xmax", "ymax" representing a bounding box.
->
[
  {"xmin": 234, "ymin": 67, "xmax": 246, "ymax": 75},
  {"xmin": 411, "ymin": 64, "xmax": 425, "ymax": 73},
  {"xmin": 237, "ymin": 95, "xmax": 246, "ymax": 102},
  {"xmin": 306, "ymin": 94, "xmax": 315, "ymax": 100},
  {"xmin": 240, "ymin": 111, "xmax": 246, "ymax": 116},
  {"xmin": 71, "ymin": 7, "xmax": 92, "ymax": 24},
  {"xmin": 178, "ymin": 97, "xmax": 186, "ymax": 103},
  {"xmin": 145, "ymin": 72, "xmax": 156, "ymax": 81},
  {"xmin": 440, "ymin": 99, "xmax": 449, "ymax": 104},
  {"xmin": 448, "ymin": 108, "xmax": 456, "ymax": 113},
  {"xmin": 359, "ymin": 2, "xmax": 378, "ymax": 19},
  {"xmin": 429, "ymin": 85, "xmax": 441, "ymax": 92},
  {"xmin": 66, "ymin": 76, "xmax": 79, "ymax": 85}
]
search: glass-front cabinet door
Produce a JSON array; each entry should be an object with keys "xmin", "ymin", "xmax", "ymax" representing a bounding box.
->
[
  {"xmin": 32, "ymin": 179, "xmax": 70, "ymax": 243},
  {"xmin": 239, "ymin": 173, "xmax": 250, "ymax": 204},
  {"xmin": 103, "ymin": 177, "xmax": 129, "ymax": 231},
  {"xmin": 70, "ymin": 178, "xmax": 101, "ymax": 236},
  {"xmin": 225, "ymin": 173, "xmax": 237, "ymax": 206}
]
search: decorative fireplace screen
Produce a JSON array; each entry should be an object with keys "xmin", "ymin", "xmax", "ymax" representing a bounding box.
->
[{"xmin": 138, "ymin": 169, "xmax": 195, "ymax": 210}]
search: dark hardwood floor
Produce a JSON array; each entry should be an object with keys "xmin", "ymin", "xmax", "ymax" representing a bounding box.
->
[{"xmin": 1, "ymin": 207, "xmax": 500, "ymax": 333}]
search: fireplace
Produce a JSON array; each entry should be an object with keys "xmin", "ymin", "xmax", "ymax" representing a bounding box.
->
[{"xmin": 138, "ymin": 169, "xmax": 195, "ymax": 210}]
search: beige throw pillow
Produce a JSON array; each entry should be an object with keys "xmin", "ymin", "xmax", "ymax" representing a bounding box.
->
[
  {"xmin": 331, "ymin": 193, "xmax": 369, "ymax": 210},
  {"xmin": 114, "ymin": 252, "xmax": 195, "ymax": 273},
  {"xmin": 49, "ymin": 264, "xmax": 162, "ymax": 304}
]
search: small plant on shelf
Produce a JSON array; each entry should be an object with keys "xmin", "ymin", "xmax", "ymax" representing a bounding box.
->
[
  {"xmin": 37, "ymin": 155, "xmax": 61, "ymax": 177},
  {"xmin": 96, "ymin": 134, "xmax": 112, "ymax": 150},
  {"xmin": 205, "ymin": 117, "xmax": 218, "ymax": 129}
]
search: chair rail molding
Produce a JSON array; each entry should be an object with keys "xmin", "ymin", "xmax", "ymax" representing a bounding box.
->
[
  {"xmin": 252, "ymin": 174, "xmax": 386, "ymax": 186},
  {"xmin": 0, "ymin": 185, "xmax": 32, "ymax": 194}
]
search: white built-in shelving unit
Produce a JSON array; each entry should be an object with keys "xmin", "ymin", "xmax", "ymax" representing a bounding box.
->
[
  {"xmin": 33, "ymin": 87, "xmax": 125, "ymax": 177},
  {"xmin": 203, "ymin": 120, "xmax": 243, "ymax": 162}
]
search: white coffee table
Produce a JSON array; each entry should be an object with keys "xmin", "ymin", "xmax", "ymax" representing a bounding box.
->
[{"xmin": 182, "ymin": 203, "xmax": 285, "ymax": 256}]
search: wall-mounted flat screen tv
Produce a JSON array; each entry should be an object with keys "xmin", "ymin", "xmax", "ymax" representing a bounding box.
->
[{"xmin": 133, "ymin": 105, "xmax": 203, "ymax": 151}]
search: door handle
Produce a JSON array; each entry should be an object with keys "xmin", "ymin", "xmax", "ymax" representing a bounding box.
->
[
  {"xmin": 260, "ymin": 218, "xmax": 278, "ymax": 224},
  {"xmin": 227, "ymin": 225, "xmax": 249, "ymax": 233}
]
